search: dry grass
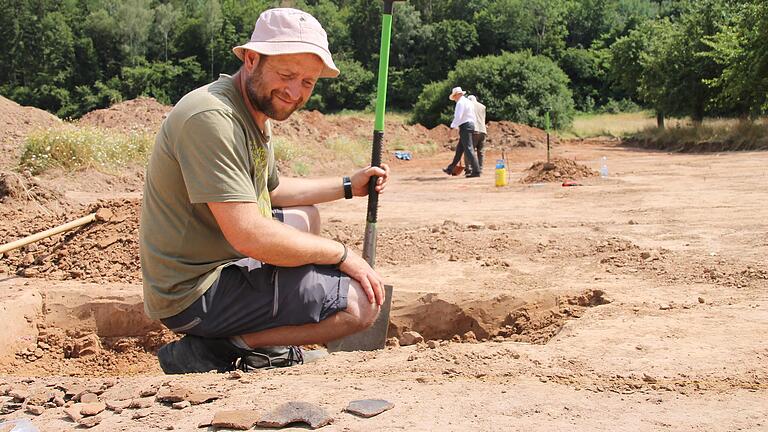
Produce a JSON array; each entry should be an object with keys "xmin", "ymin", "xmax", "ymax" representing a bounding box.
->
[
  {"xmin": 567, "ymin": 112, "xmax": 768, "ymax": 141},
  {"xmin": 20, "ymin": 126, "xmax": 153, "ymax": 174},
  {"xmin": 627, "ymin": 120, "xmax": 768, "ymax": 152}
]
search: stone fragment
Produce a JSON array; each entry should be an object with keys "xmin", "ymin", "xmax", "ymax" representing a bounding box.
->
[
  {"xmin": 68, "ymin": 334, "xmax": 101, "ymax": 358},
  {"xmin": 642, "ymin": 373, "xmax": 657, "ymax": 383},
  {"xmin": 155, "ymin": 386, "xmax": 190, "ymax": 403},
  {"xmin": 95, "ymin": 208, "xmax": 114, "ymax": 222},
  {"xmin": 257, "ymin": 401, "xmax": 334, "ymax": 429},
  {"xmin": 698, "ymin": 297, "xmax": 705, "ymax": 304},
  {"xmin": 132, "ymin": 409, "xmax": 151, "ymax": 419},
  {"xmin": 27, "ymin": 390, "xmax": 55, "ymax": 406},
  {"xmin": 228, "ymin": 370, "xmax": 244, "ymax": 380},
  {"xmin": 139, "ymin": 387, "xmax": 158, "ymax": 397},
  {"xmin": 26, "ymin": 404, "xmax": 45, "ymax": 415},
  {"xmin": 1, "ymin": 402, "xmax": 23, "ymax": 415},
  {"xmin": 385, "ymin": 337, "xmax": 400, "ymax": 348},
  {"xmin": 8, "ymin": 387, "xmax": 30, "ymax": 401},
  {"xmin": 186, "ymin": 392, "xmax": 219, "ymax": 405},
  {"xmin": 399, "ymin": 331, "xmax": 424, "ymax": 346},
  {"xmin": 79, "ymin": 414, "xmax": 104, "ymax": 428},
  {"xmin": 462, "ymin": 331, "xmax": 477, "ymax": 343},
  {"xmin": 129, "ymin": 397, "xmax": 155, "ymax": 409},
  {"xmin": 65, "ymin": 384, "xmax": 86, "ymax": 400},
  {"xmin": 426, "ymin": 340, "xmax": 439, "ymax": 349},
  {"xmin": 64, "ymin": 405, "xmax": 83, "ymax": 422},
  {"xmin": 211, "ymin": 410, "xmax": 260, "ymax": 430},
  {"xmin": 344, "ymin": 399, "xmax": 395, "ymax": 418},
  {"xmin": 659, "ymin": 303, "xmax": 671, "ymax": 310},
  {"xmin": 80, "ymin": 392, "xmax": 99, "ymax": 404},
  {"xmin": 106, "ymin": 399, "xmax": 132, "ymax": 411},
  {"xmin": 80, "ymin": 401, "xmax": 106, "ymax": 416},
  {"xmin": 53, "ymin": 395, "xmax": 65, "ymax": 407},
  {"xmin": 171, "ymin": 400, "xmax": 190, "ymax": 410}
]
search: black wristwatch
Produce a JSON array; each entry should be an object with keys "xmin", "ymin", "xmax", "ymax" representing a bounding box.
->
[{"xmin": 343, "ymin": 176, "xmax": 353, "ymax": 199}]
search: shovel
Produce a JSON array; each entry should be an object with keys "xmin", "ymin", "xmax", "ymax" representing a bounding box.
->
[{"xmin": 327, "ymin": 0, "xmax": 403, "ymax": 352}]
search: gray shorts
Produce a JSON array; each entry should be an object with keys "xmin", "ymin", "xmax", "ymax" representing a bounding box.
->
[
  {"xmin": 161, "ymin": 259, "xmax": 350, "ymax": 337},
  {"xmin": 160, "ymin": 209, "xmax": 350, "ymax": 337}
]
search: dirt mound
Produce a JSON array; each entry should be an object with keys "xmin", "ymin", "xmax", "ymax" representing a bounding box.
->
[
  {"xmin": 487, "ymin": 121, "xmax": 557, "ymax": 149},
  {"xmin": 78, "ymin": 97, "xmax": 171, "ymax": 134},
  {"xmin": 1, "ymin": 199, "xmax": 140, "ymax": 282},
  {"xmin": 521, "ymin": 158, "xmax": 599, "ymax": 183},
  {"xmin": 0, "ymin": 96, "xmax": 62, "ymax": 170},
  {"xmin": 0, "ymin": 170, "xmax": 62, "ymax": 205}
]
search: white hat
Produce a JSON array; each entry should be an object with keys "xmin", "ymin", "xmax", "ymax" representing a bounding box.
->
[
  {"xmin": 232, "ymin": 8, "xmax": 339, "ymax": 78},
  {"xmin": 449, "ymin": 86, "xmax": 467, "ymax": 100}
]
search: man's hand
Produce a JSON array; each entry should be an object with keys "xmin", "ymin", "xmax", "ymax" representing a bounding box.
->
[
  {"xmin": 350, "ymin": 164, "xmax": 390, "ymax": 197},
  {"xmin": 339, "ymin": 249, "xmax": 385, "ymax": 305}
]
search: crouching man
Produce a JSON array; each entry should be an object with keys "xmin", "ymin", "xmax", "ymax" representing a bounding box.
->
[{"xmin": 139, "ymin": 8, "xmax": 389, "ymax": 374}]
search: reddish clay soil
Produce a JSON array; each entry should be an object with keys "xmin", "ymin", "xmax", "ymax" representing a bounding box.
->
[
  {"xmin": 0, "ymin": 96, "xmax": 61, "ymax": 170},
  {"xmin": 0, "ymin": 99, "xmax": 766, "ymax": 431},
  {"xmin": 78, "ymin": 97, "xmax": 171, "ymax": 135},
  {"xmin": 521, "ymin": 157, "xmax": 599, "ymax": 183}
]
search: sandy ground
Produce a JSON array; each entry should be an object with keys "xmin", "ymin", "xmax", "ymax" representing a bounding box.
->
[{"xmin": 1, "ymin": 139, "xmax": 767, "ymax": 431}]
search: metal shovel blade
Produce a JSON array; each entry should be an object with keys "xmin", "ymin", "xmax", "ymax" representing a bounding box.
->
[{"xmin": 327, "ymin": 284, "xmax": 393, "ymax": 352}]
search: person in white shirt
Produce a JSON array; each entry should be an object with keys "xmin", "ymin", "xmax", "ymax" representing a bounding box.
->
[
  {"xmin": 466, "ymin": 95, "xmax": 487, "ymax": 175},
  {"xmin": 442, "ymin": 86, "xmax": 481, "ymax": 177}
]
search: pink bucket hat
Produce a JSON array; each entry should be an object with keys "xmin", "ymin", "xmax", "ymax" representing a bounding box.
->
[{"xmin": 232, "ymin": 8, "xmax": 340, "ymax": 78}]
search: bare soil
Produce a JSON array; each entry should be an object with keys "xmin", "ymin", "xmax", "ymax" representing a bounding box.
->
[
  {"xmin": 0, "ymin": 100, "xmax": 766, "ymax": 431},
  {"xmin": 0, "ymin": 96, "xmax": 61, "ymax": 171}
]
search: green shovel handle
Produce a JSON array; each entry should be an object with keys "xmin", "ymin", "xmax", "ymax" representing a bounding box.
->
[{"xmin": 363, "ymin": 0, "xmax": 403, "ymax": 266}]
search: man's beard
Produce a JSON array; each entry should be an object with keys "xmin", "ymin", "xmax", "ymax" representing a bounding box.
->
[{"xmin": 245, "ymin": 73, "xmax": 305, "ymax": 121}]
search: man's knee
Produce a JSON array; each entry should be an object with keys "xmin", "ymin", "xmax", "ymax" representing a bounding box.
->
[
  {"xmin": 282, "ymin": 205, "xmax": 321, "ymax": 234},
  {"xmin": 345, "ymin": 280, "xmax": 380, "ymax": 331}
]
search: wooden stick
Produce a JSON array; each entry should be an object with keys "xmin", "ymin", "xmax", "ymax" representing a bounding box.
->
[{"xmin": 0, "ymin": 213, "xmax": 97, "ymax": 255}]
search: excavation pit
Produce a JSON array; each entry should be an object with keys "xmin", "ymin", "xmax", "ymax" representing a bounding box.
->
[{"xmin": 0, "ymin": 279, "xmax": 610, "ymax": 377}]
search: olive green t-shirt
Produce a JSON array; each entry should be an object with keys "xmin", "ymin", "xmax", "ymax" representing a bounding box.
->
[{"xmin": 140, "ymin": 74, "xmax": 279, "ymax": 320}]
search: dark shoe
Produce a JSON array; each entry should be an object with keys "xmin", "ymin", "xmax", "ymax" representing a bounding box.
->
[
  {"xmin": 235, "ymin": 346, "xmax": 327, "ymax": 371},
  {"xmin": 465, "ymin": 173, "xmax": 481, "ymax": 178},
  {"xmin": 157, "ymin": 335, "xmax": 244, "ymax": 374},
  {"xmin": 442, "ymin": 167, "xmax": 453, "ymax": 176}
]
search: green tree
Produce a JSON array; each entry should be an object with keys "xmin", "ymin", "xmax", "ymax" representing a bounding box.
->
[
  {"xmin": 308, "ymin": 57, "xmax": 374, "ymax": 110},
  {"xmin": 411, "ymin": 51, "xmax": 575, "ymax": 129},
  {"xmin": 115, "ymin": 0, "xmax": 154, "ymax": 64},
  {"xmin": 202, "ymin": 0, "xmax": 224, "ymax": 79},
  {"xmin": 704, "ymin": 0, "xmax": 768, "ymax": 117},
  {"xmin": 155, "ymin": 2, "xmax": 181, "ymax": 62}
]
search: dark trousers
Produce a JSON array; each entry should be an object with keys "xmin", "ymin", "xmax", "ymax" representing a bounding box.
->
[
  {"xmin": 465, "ymin": 132, "xmax": 486, "ymax": 173},
  {"xmin": 447, "ymin": 122, "xmax": 480, "ymax": 175}
]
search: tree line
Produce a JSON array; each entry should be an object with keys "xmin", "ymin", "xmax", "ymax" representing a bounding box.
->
[{"xmin": 0, "ymin": 0, "xmax": 766, "ymax": 129}]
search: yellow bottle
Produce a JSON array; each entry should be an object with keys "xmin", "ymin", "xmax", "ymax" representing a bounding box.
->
[{"xmin": 495, "ymin": 159, "xmax": 507, "ymax": 187}]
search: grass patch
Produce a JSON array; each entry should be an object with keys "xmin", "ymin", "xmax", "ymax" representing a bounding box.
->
[
  {"xmin": 390, "ymin": 138, "xmax": 439, "ymax": 156},
  {"xmin": 327, "ymin": 136, "xmax": 370, "ymax": 167},
  {"xmin": 20, "ymin": 126, "xmax": 153, "ymax": 174},
  {"xmin": 272, "ymin": 136, "xmax": 306, "ymax": 163},
  {"xmin": 292, "ymin": 161, "xmax": 310, "ymax": 176},
  {"xmin": 567, "ymin": 111, "xmax": 659, "ymax": 138},
  {"xmin": 626, "ymin": 120, "xmax": 768, "ymax": 152}
]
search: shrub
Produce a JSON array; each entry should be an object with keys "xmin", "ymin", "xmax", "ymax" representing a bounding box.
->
[
  {"xmin": 307, "ymin": 58, "xmax": 375, "ymax": 111},
  {"xmin": 410, "ymin": 51, "xmax": 575, "ymax": 129}
]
